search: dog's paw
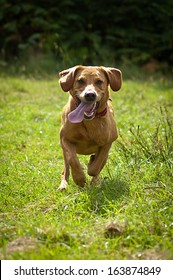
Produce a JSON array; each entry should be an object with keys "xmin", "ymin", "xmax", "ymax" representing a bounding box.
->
[
  {"xmin": 71, "ymin": 170, "xmax": 86, "ymax": 187},
  {"xmin": 73, "ymin": 175, "xmax": 86, "ymax": 187},
  {"xmin": 58, "ymin": 180, "xmax": 68, "ymax": 191},
  {"xmin": 75, "ymin": 178, "xmax": 86, "ymax": 187},
  {"xmin": 90, "ymin": 176, "xmax": 101, "ymax": 186}
]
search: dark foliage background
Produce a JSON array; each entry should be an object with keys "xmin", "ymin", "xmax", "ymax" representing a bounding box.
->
[{"xmin": 0, "ymin": 0, "xmax": 173, "ymax": 67}]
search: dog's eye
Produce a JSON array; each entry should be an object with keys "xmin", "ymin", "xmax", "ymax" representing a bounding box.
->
[
  {"xmin": 95, "ymin": 79, "xmax": 103, "ymax": 86},
  {"xmin": 77, "ymin": 78, "xmax": 85, "ymax": 85}
]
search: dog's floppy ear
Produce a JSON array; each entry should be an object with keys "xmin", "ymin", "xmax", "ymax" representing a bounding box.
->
[
  {"xmin": 102, "ymin": 67, "xmax": 122, "ymax": 91},
  {"xmin": 59, "ymin": 66, "xmax": 82, "ymax": 92}
]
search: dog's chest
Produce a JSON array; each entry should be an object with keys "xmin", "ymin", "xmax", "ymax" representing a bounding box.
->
[
  {"xmin": 70, "ymin": 125, "xmax": 106, "ymax": 154},
  {"xmin": 69, "ymin": 119, "xmax": 116, "ymax": 145}
]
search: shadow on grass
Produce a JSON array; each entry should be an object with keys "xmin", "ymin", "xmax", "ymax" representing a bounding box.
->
[{"xmin": 85, "ymin": 178, "xmax": 130, "ymax": 215}]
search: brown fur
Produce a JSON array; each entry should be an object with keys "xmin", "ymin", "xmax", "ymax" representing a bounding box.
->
[{"xmin": 58, "ymin": 65, "xmax": 122, "ymax": 190}]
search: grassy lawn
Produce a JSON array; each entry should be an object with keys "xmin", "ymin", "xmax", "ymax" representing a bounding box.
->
[{"xmin": 0, "ymin": 67, "xmax": 172, "ymax": 260}]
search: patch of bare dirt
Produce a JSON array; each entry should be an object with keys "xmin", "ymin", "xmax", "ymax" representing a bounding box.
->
[{"xmin": 0, "ymin": 236, "xmax": 37, "ymax": 259}]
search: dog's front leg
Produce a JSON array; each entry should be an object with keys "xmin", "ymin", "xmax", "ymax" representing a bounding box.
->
[
  {"xmin": 88, "ymin": 143, "xmax": 112, "ymax": 184},
  {"xmin": 59, "ymin": 138, "xmax": 86, "ymax": 188},
  {"xmin": 58, "ymin": 153, "xmax": 70, "ymax": 190}
]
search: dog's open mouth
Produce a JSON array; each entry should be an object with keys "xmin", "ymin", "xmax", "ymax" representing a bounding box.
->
[
  {"xmin": 68, "ymin": 101, "xmax": 98, "ymax": 123},
  {"xmin": 84, "ymin": 102, "xmax": 97, "ymax": 120}
]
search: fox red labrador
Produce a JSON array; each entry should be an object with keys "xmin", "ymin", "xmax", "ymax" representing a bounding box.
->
[{"xmin": 58, "ymin": 65, "xmax": 122, "ymax": 190}]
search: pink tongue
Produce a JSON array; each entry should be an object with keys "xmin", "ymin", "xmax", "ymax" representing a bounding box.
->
[{"xmin": 68, "ymin": 102, "xmax": 94, "ymax": 123}]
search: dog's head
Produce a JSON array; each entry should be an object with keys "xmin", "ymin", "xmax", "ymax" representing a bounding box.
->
[{"xmin": 59, "ymin": 65, "xmax": 122, "ymax": 123}]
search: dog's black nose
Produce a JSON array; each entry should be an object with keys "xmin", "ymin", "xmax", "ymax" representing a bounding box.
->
[{"xmin": 85, "ymin": 91, "xmax": 96, "ymax": 102}]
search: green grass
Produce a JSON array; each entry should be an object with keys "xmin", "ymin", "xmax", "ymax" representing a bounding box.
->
[{"xmin": 0, "ymin": 66, "xmax": 173, "ymax": 260}]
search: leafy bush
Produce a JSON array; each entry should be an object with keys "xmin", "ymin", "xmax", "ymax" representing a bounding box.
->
[{"xmin": 0, "ymin": 0, "xmax": 173, "ymax": 66}]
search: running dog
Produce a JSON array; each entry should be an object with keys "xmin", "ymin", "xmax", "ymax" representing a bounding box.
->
[{"xmin": 58, "ymin": 65, "xmax": 122, "ymax": 190}]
